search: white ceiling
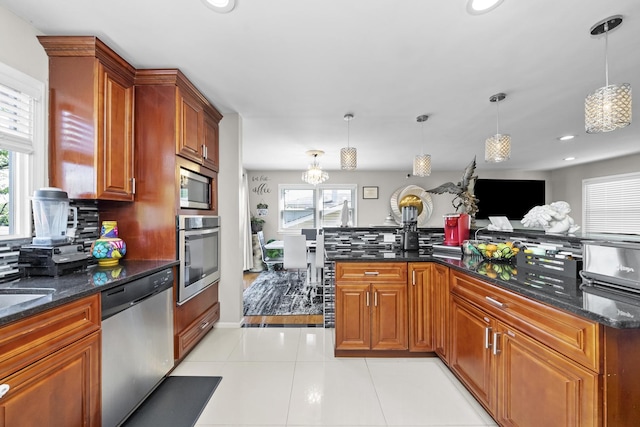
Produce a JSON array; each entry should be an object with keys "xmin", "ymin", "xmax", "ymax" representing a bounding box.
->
[{"xmin": 2, "ymin": 0, "xmax": 640, "ymax": 173}]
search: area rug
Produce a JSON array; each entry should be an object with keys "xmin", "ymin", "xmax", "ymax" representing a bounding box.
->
[
  {"xmin": 122, "ymin": 376, "xmax": 221, "ymax": 427},
  {"xmin": 243, "ymin": 270, "xmax": 323, "ymax": 316}
]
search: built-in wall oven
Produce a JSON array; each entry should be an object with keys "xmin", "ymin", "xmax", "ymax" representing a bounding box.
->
[{"xmin": 177, "ymin": 215, "xmax": 220, "ymax": 305}]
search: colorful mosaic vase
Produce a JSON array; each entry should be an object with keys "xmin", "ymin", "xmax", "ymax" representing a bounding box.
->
[{"xmin": 91, "ymin": 221, "xmax": 127, "ymax": 266}]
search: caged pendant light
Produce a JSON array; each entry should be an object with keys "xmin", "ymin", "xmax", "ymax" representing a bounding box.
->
[
  {"xmin": 340, "ymin": 113, "xmax": 357, "ymax": 170},
  {"xmin": 585, "ymin": 15, "xmax": 632, "ymax": 134},
  {"xmin": 485, "ymin": 93, "xmax": 511, "ymax": 163},
  {"xmin": 413, "ymin": 115, "xmax": 431, "ymax": 177},
  {"xmin": 302, "ymin": 150, "xmax": 329, "ymax": 185}
]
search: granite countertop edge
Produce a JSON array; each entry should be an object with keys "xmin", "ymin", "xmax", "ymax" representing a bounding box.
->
[
  {"xmin": 327, "ymin": 253, "xmax": 640, "ymax": 329},
  {"xmin": 0, "ymin": 259, "xmax": 179, "ymax": 327}
]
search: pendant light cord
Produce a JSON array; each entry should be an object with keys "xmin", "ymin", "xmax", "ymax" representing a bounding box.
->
[
  {"xmin": 495, "ymin": 99, "xmax": 500, "ymax": 135},
  {"xmin": 604, "ymin": 21, "xmax": 609, "ymax": 87}
]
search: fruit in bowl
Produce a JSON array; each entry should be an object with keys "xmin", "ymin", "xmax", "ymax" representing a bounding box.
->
[{"xmin": 467, "ymin": 241, "xmax": 520, "ymax": 261}]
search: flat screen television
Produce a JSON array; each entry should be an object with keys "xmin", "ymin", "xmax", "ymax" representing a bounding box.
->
[{"xmin": 473, "ymin": 179, "xmax": 546, "ymax": 220}]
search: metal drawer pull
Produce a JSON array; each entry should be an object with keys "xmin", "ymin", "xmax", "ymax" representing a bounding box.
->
[
  {"xmin": 484, "ymin": 327, "xmax": 492, "ymax": 349},
  {"xmin": 0, "ymin": 384, "xmax": 10, "ymax": 399},
  {"xmin": 492, "ymin": 332, "xmax": 501, "ymax": 355},
  {"xmin": 200, "ymin": 321, "xmax": 210, "ymax": 330},
  {"xmin": 485, "ymin": 296, "xmax": 507, "ymax": 309},
  {"xmin": 364, "ymin": 271, "xmax": 379, "ymax": 276}
]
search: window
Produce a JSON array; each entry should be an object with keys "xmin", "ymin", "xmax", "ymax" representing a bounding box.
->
[
  {"xmin": 278, "ymin": 184, "xmax": 357, "ymax": 231},
  {"xmin": 0, "ymin": 62, "xmax": 46, "ymax": 239},
  {"xmin": 582, "ymin": 172, "xmax": 640, "ymax": 234}
]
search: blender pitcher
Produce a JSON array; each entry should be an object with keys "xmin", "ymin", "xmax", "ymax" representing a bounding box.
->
[{"xmin": 31, "ymin": 187, "xmax": 78, "ymax": 246}]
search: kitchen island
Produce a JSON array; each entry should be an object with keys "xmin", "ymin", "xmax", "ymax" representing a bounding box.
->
[{"xmin": 324, "ymin": 226, "xmax": 640, "ymax": 427}]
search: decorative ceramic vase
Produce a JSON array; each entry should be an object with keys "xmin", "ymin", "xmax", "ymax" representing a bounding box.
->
[{"xmin": 91, "ymin": 221, "xmax": 127, "ymax": 266}]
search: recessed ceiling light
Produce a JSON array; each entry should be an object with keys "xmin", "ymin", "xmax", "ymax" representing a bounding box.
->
[
  {"xmin": 202, "ymin": 0, "xmax": 236, "ymax": 13},
  {"xmin": 564, "ymin": 157, "xmax": 576, "ymax": 161},
  {"xmin": 466, "ymin": 0, "xmax": 505, "ymax": 15},
  {"xmin": 558, "ymin": 135, "xmax": 576, "ymax": 141}
]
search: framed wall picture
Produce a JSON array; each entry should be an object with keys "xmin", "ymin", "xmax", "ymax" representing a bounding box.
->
[{"xmin": 363, "ymin": 186, "xmax": 379, "ymax": 199}]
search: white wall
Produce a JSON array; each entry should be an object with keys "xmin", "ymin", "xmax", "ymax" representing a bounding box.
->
[
  {"xmin": 247, "ymin": 167, "xmax": 550, "ymax": 240},
  {"xmin": 218, "ymin": 113, "xmax": 244, "ymax": 326},
  {"xmin": 0, "ymin": 7, "xmax": 47, "ymax": 82}
]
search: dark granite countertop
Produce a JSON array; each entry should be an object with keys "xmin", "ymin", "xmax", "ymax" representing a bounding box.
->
[
  {"xmin": 326, "ymin": 249, "xmax": 640, "ymax": 329},
  {"xmin": 0, "ymin": 259, "xmax": 178, "ymax": 327}
]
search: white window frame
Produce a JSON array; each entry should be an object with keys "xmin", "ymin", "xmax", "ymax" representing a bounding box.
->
[
  {"xmin": 0, "ymin": 61, "xmax": 47, "ymax": 240},
  {"xmin": 278, "ymin": 184, "xmax": 358, "ymax": 233},
  {"xmin": 582, "ymin": 172, "xmax": 640, "ymax": 235}
]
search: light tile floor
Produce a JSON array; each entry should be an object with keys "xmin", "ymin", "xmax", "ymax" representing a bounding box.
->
[{"xmin": 171, "ymin": 327, "xmax": 498, "ymax": 427}]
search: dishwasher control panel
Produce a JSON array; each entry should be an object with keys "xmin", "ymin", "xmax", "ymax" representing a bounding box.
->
[{"xmin": 101, "ymin": 268, "xmax": 173, "ymax": 320}]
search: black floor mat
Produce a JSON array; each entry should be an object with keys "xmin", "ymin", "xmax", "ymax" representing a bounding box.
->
[{"xmin": 121, "ymin": 376, "xmax": 222, "ymax": 427}]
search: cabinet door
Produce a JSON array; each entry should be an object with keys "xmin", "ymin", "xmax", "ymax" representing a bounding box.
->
[
  {"xmin": 98, "ymin": 63, "xmax": 135, "ymax": 201},
  {"xmin": 450, "ymin": 295, "xmax": 497, "ymax": 414},
  {"xmin": 202, "ymin": 113, "xmax": 220, "ymax": 171},
  {"xmin": 0, "ymin": 332, "xmax": 100, "ymax": 427},
  {"xmin": 496, "ymin": 324, "xmax": 599, "ymax": 427},
  {"xmin": 335, "ymin": 283, "xmax": 370, "ymax": 350},
  {"xmin": 177, "ymin": 88, "xmax": 204, "ymax": 163},
  {"xmin": 372, "ymin": 283, "xmax": 408, "ymax": 350},
  {"xmin": 432, "ymin": 263, "xmax": 450, "ymax": 361},
  {"xmin": 408, "ymin": 263, "xmax": 433, "ymax": 352}
]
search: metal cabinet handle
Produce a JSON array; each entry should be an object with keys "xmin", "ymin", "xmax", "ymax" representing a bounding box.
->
[
  {"xmin": 485, "ymin": 296, "xmax": 507, "ymax": 309},
  {"xmin": 200, "ymin": 321, "xmax": 210, "ymax": 330},
  {"xmin": 374, "ymin": 291, "xmax": 378, "ymax": 307},
  {"xmin": 412, "ymin": 270, "xmax": 416, "ymax": 285},
  {"xmin": 492, "ymin": 332, "xmax": 501, "ymax": 355},
  {"xmin": 484, "ymin": 327, "xmax": 492, "ymax": 349},
  {"xmin": 131, "ymin": 177, "xmax": 136, "ymax": 194},
  {"xmin": 366, "ymin": 291, "xmax": 370, "ymax": 306},
  {"xmin": 364, "ymin": 271, "xmax": 379, "ymax": 276},
  {"xmin": 0, "ymin": 384, "xmax": 10, "ymax": 399}
]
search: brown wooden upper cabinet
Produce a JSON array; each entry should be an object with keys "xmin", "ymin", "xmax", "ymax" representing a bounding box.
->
[{"xmin": 38, "ymin": 36, "xmax": 136, "ymax": 201}]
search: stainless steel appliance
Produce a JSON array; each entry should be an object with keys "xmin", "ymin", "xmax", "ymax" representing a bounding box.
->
[
  {"xmin": 581, "ymin": 240, "xmax": 640, "ymax": 292},
  {"xmin": 101, "ymin": 268, "xmax": 174, "ymax": 427},
  {"xmin": 177, "ymin": 215, "xmax": 221, "ymax": 305},
  {"xmin": 18, "ymin": 187, "xmax": 89, "ymax": 276},
  {"xmin": 400, "ymin": 205, "xmax": 419, "ymax": 251},
  {"xmin": 179, "ymin": 167, "xmax": 212, "ymax": 210}
]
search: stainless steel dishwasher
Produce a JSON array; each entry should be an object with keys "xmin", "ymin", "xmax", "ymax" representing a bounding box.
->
[{"xmin": 101, "ymin": 268, "xmax": 174, "ymax": 427}]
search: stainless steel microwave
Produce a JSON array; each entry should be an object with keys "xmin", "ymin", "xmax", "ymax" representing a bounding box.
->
[{"xmin": 179, "ymin": 167, "xmax": 211, "ymax": 210}]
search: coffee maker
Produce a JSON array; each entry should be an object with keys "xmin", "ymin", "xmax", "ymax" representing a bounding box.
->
[
  {"xmin": 443, "ymin": 213, "xmax": 470, "ymax": 246},
  {"xmin": 18, "ymin": 187, "xmax": 90, "ymax": 276},
  {"xmin": 401, "ymin": 206, "xmax": 420, "ymax": 251}
]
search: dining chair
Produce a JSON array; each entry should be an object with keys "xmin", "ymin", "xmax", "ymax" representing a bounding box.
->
[
  {"xmin": 283, "ymin": 235, "xmax": 308, "ymax": 281},
  {"xmin": 257, "ymin": 231, "xmax": 283, "ymax": 271},
  {"xmin": 313, "ymin": 234, "xmax": 325, "ymax": 285}
]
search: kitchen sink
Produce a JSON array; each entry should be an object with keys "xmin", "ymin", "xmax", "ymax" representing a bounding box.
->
[{"xmin": 0, "ymin": 288, "xmax": 56, "ymax": 315}]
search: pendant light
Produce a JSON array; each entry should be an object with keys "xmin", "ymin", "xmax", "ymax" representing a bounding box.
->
[
  {"xmin": 302, "ymin": 150, "xmax": 329, "ymax": 185},
  {"xmin": 413, "ymin": 115, "xmax": 431, "ymax": 177},
  {"xmin": 485, "ymin": 93, "xmax": 511, "ymax": 163},
  {"xmin": 585, "ymin": 15, "xmax": 632, "ymax": 134},
  {"xmin": 340, "ymin": 113, "xmax": 357, "ymax": 170}
]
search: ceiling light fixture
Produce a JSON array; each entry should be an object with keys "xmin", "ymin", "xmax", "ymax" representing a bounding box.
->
[
  {"xmin": 485, "ymin": 93, "xmax": 511, "ymax": 163},
  {"xmin": 564, "ymin": 157, "xmax": 576, "ymax": 161},
  {"xmin": 466, "ymin": 0, "xmax": 504, "ymax": 15},
  {"xmin": 302, "ymin": 150, "xmax": 329, "ymax": 186},
  {"xmin": 558, "ymin": 135, "xmax": 576, "ymax": 141},
  {"xmin": 413, "ymin": 115, "xmax": 431, "ymax": 177},
  {"xmin": 202, "ymin": 0, "xmax": 236, "ymax": 13},
  {"xmin": 340, "ymin": 113, "xmax": 357, "ymax": 170},
  {"xmin": 585, "ymin": 15, "xmax": 632, "ymax": 133}
]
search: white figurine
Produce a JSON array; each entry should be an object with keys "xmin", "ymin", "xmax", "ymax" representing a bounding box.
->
[{"xmin": 521, "ymin": 201, "xmax": 580, "ymax": 234}]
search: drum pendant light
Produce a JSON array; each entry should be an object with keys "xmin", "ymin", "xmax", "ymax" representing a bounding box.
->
[
  {"xmin": 413, "ymin": 115, "xmax": 431, "ymax": 177},
  {"xmin": 340, "ymin": 113, "xmax": 357, "ymax": 170},
  {"xmin": 485, "ymin": 93, "xmax": 511, "ymax": 163},
  {"xmin": 585, "ymin": 15, "xmax": 632, "ymax": 133}
]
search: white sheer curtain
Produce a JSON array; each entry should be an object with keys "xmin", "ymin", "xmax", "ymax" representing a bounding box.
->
[{"xmin": 241, "ymin": 171, "xmax": 254, "ymax": 270}]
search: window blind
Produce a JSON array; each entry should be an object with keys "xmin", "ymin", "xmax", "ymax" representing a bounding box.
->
[
  {"xmin": 583, "ymin": 172, "xmax": 640, "ymax": 234},
  {"xmin": 0, "ymin": 81, "xmax": 34, "ymax": 154}
]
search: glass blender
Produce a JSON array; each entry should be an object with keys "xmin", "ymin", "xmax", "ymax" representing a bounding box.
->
[{"xmin": 31, "ymin": 187, "xmax": 77, "ymax": 246}]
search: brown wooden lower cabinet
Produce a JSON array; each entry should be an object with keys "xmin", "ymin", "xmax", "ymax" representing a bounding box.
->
[
  {"xmin": 0, "ymin": 295, "xmax": 101, "ymax": 426},
  {"xmin": 408, "ymin": 263, "xmax": 434, "ymax": 352},
  {"xmin": 432, "ymin": 262, "xmax": 450, "ymax": 361},
  {"xmin": 174, "ymin": 283, "xmax": 220, "ymax": 361}
]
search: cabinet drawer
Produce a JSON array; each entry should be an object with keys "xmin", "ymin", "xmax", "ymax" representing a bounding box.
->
[
  {"xmin": 0, "ymin": 294, "xmax": 101, "ymax": 379},
  {"xmin": 450, "ymin": 271, "xmax": 601, "ymax": 372},
  {"xmin": 336, "ymin": 262, "xmax": 407, "ymax": 283},
  {"xmin": 176, "ymin": 302, "xmax": 219, "ymax": 360}
]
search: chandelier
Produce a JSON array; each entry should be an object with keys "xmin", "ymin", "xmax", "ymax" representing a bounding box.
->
[
  {"xmin": 585, "ymin": 15, "xmax": 632, "ymax": 134},
  {"xmin": 485, "ymin": 92, "xmax": 511, "ymax": 163},
  {"xmin": 340, "ymin": 113, "xmax": 357, "ymax": 170},
  {"xmin": 413, "ymin": 115, "xmax": 431, "ymax": 177},
  {"xmin": 302, "ymin": 150, "xmax": 329, "ymax": 185}
]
